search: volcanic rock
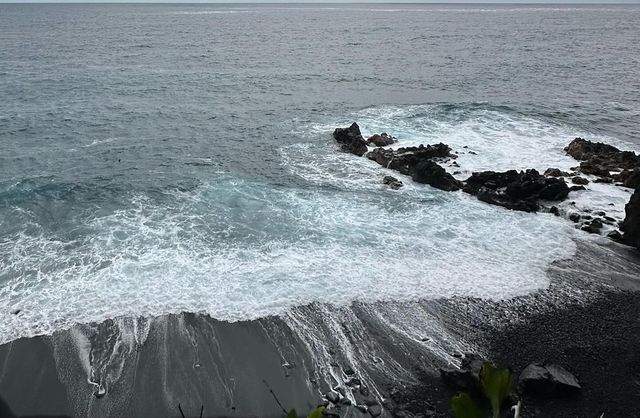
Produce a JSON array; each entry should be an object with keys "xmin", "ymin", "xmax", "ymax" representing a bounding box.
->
[
  {"xmin": 333, "ymin": 123, "xmax": 368, "ymax": 156},
  {"xmin": 463, "ymin": 169, "xmax": 570, "ymax": 212},
  {"xmin": 518, "ymin": 363, "xmax": 581, "ymax": 398},
  {"xmin": 412, "ymin": 160, "xmax": 462, "ymax": 191},
  {"xmin": 367, "ymin": 133, "xmax": 396, "ymax": 147},
  {"xmin": 621, "ymin": 187, "xmax": 640, "ymax": 249}
]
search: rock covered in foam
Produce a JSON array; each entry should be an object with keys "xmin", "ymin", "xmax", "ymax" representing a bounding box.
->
[
  {"xmin": 463, "ymin": 169, "xmax": 570, "ymax": 212},
  {"xmin": 621, "ymin": 187, "xmax": 640, "ymax": 250},
  {"xmin": 333, "ymin": 122, "xmax": 368, "ymax": 156}
]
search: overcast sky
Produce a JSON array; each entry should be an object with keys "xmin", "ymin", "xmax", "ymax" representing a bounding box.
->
[
  {"xmin": 1, "ymin": 0, "xmax": 639, "ymax": 3},
  {"xmin": 1, "ymin": 0, "xmax": 638, "ymax": 3}
]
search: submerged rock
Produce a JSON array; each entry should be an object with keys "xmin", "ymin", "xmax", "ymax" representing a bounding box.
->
[
  {"xmin": 367, "ymin": 133, "xmax": 396, "ymax": 147},
  {"xmin": 333, "ymin": 122, "xmax": 368, "ymax": 156},
  {"xmin": 581, "ymin": 218, "xmax": 603, "ymax": 234},
  {"xmin": 383, "ymin": 175, "xmax": 403, "ymax": 190},
  {"xmin": 621, "ymin": 187, "xmax": 640, "ymax": 250},
  {"xmin": 463, "ymin": 169, "xmax": 570, "ymax": 212},
  {"xmin": 518, "ymin": 363, "xmax": 581, "ymax": 398},
  {"xmin": 412, "ymin": 160, "xmax": 462, "ymax": 191}
]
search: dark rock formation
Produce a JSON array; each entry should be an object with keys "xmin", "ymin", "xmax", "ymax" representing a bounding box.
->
[
  {"xmin": 621, "ymin": 187, "xmax": 640, "ymax": 249},
  {"xmin": 412, "ymin": 161, "xmax": 463, "ymax": 191},
  {"xmin": 544, "ymin": 168, "xmax": 568, "ymax": 177},
  {"xmin": 565, "ymin": 138, "xmax": 622, "ymax": 161},
  {"xmin": 622, "ymin": 170, "xmax": 640, "ymax": 189},
  {"xmin": 565, "ymin": 138, "xmax": 640, "ymax": 186},
  {"xmin": 333, "ymin": 123, "xmax": 368, "ymax": 156},
  {"xmin": 367, "ymin": 133, "xmax": 396, "ymax": 147},
  {"xmin": 463, "ymin": 169, "xmax": 570, "ymax": 212},
  {"xmin": 581, "ymin": 218, "xmax": 603, "ymax": 234},
  {"xmin": 572, "ymin": 176, "xmax": 589, "ymax": 185},
  {"xmin": 366, "ymin": 144, "xmax": 454, "ymax": 176},
  {"xmin": 383, "ymin": 175, "xmax": 403, "ymax": 190},
  {"xmin": 518, "ymin": 363, "xmax": 581, "ymax": 398},
  {"xmin": 439, "ymin": 353, "xmax": 484, "ymax": 394}
]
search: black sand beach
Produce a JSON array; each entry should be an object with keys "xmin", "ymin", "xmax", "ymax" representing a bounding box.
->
[{"xmin": 1, "ymin": 240, "xmax": 638, "ymax": 418}]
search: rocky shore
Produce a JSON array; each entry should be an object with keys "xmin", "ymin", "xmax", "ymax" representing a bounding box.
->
[
  {"xmin": 0, "ymin": 123, "xmax": 638, "ymax": 418},
  {"xmin": 333, "ymin": 123, "xmax": 640, "ymax": 251}
]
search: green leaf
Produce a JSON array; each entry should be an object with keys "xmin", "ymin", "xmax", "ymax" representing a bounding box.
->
[
  {"xmin": 451, "ymin": 392, "xmax": 484, "ymax": 418},
  {"xmin": 479, "ymin": 362, "xmax": 512, "ymax": 418},
  {"xmin": 306, "ymin": 406, "xmax": 324, "ymax": 418},
  {"xmin": 286, "ymin": 410, "xmax": 298, "ymax": 418}
]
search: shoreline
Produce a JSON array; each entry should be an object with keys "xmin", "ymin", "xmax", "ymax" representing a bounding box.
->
[{"xmin": 1, "ymin": 240, "xmax": 638, "ymax": 417}]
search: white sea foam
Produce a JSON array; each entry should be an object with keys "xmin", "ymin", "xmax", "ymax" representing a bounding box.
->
[{"xmin": 2, "ymin": 104, "xmax": 636, "ymax": 343}]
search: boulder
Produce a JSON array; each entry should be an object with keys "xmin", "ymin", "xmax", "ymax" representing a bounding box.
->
[
  {"xmin": 366, "ymin": 143, "xmax": 454, "ymax": 176},
  {"xmin": 367, "ymin": 133, "xmax": 396, "ymax": 147},
  {"xmin": 333, "ymin": 123, "xmax": 368, "ymax": 157},
  {"xmin": 544, "ymin": 168, "xmax": 568, "ymax": 177},
  {"xmin": 439, "ymin": 353, "xmax": 484, "ymax": 393},
  {"xmin": 621, "ymin": 170, "xmax": 640, "ymax": 189},
  {"xmin": 565, "ymin": 137, "xmax": 621, "ymax": 161},
  {"xmin": 463, "ymin": 169, "xmax": 570, "ymax": 212},
  {"xmin": 518, "ymin": 363, "xmax": 581, "ymax": 398},
  {"xmin": 572, "ymin": 176, "xmax": 589, "ymax": 185},
  {"xmin": 565, "ymin": 138, "xmax": 640, "ymax": 184},
  {"xmin": 581, "ymin": 218, "xmax": 603, "ymax": 234},
  {"xmin": 383, "ymin": 175, "xmax": 403, "ymax": 190},
  {"xmin": 325, "ymin": 390, "xmax": 340, "ymax": 404},
  {"xmin": 368, "ymin": 404, "xmax": 382, "ymax": 417},
  {"xmin": 621, "ymin": 187, "xmax": 640, "ymax": 250},
  {"xmin": 412, "ymin": 160, "xmax": 462, "ymax": 191}
]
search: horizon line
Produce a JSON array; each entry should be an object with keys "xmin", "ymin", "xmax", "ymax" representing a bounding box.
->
[{"xmin": 2, "ymin": 1, "xmax": 640, "ymax": 3}]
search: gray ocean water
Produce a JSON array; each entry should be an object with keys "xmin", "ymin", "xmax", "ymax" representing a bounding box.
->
[{"xmin": 1, "ymin": 3, "xmax": 640, "ymax": 343}]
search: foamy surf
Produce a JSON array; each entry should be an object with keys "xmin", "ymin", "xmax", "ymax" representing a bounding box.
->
[{"xmin": 1, "ymin": 103, "xmax": 636, "ymax": 344}]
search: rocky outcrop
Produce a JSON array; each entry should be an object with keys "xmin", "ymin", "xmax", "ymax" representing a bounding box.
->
[
  {"xmin": 333, "ymin": 123, "xmax": 368, "ymax": 157},
  {"xmin": 383, "ymin": 175, "xmax": 403, "ymax": 190},
  {"xmin": 412, "ymin": 160, "xmax": 462, "ymax": 191},
  {"xmin": 366, "ymin": 144, "xmax": 454, "ymax": 176},
  {"xmin": 572, "ymin": 176, "xmax": 589, "ymax": 185},
  {"xmin": 439, "ymin": 353, "xmax": 485, "ymax": 394},
  {"xmin": 544, "ymin": 168, "xmax": 568, "ymax": 177},
  {"xmin": 518, "ymin": 363, "xmax": 581, "ymax": 398},
  {"xmin": 463, "ymin": 169, "xmax": 570, "ymax": 212},
  {"xmin": 367, "ymin": 133, "xmax": 396, "ymax": 147},
  {"xmin": 565, "ymin": 138, "xmax": 640, "ymax": 186},
  {"xmin": 621, "ymin": 187, "xmax": 640, "ymax": 250}
]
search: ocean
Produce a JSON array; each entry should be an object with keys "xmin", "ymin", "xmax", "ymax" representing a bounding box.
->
[{"xmin": 1, "ymin": 3, "xmax": 640, "ymax": 344}]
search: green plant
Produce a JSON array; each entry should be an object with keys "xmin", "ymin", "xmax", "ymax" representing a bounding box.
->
[
  {"xmin": 480, "ymin": 362, "xmax": 513, "ymax": 418},
  {"xmin": 286, "ymin": 406, "xmax": 324, "ymax": 418},
  {"xmin": 451, "ymin": 392, "xmax": 483, "ymax": 418},
  {"xmin": 451, "ymin": 362, "xmax": 513, "ymax": 418}
]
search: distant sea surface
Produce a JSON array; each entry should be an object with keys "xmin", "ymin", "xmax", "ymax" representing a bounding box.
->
[{"xmin": 1, "ymin": 3, "xmax": 640, "ymax": 343}]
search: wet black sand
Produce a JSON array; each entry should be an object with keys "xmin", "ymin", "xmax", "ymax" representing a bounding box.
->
[{"xmin": 1, "ymin": 240, "xmax": 639, "ymax": 418}]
